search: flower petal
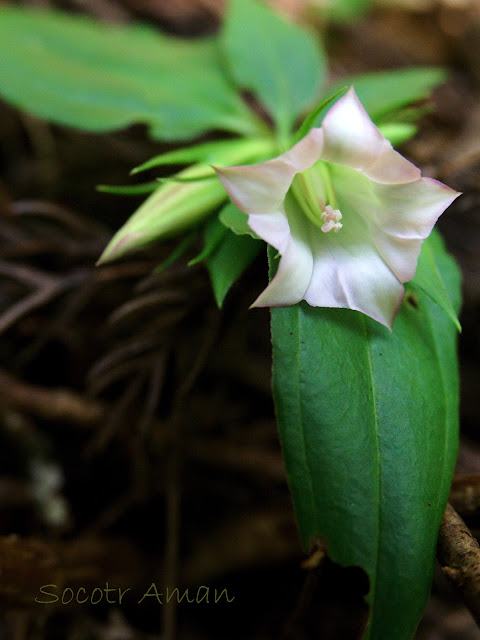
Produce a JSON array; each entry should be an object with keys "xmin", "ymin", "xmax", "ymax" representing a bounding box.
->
[
  {"xmin": 252, "ymin": 236, "xmax": 313, "ymax": 307},
  {"xmin": 373, "ymin": 178, "xmax": 460, "ymax": 240},
  {"xmin": 251, "ymin": 197, "xmax": 313, "ymax": 306},
  {"xmin": 332, "ymin": 166, "xmax": 461, "ymax": 282},
  {"xmin": 248, "ymin": 211, "xmax": 290, "ymax": 253},
  {"xmin": 304, "ymin": 215, "xmax": 404, "ymax": 329},
  {"xmin": 214, "ymin": 128, "xmax": 323, "ymax": 215},
  {"xmin": 321, "ymin": 87, "xmax": 420, "ymax": 184},
  {"xmin": 372, "ymin": 179, "xmax": 460, "ymax": 281},
  {"xmin": 370, "ymin": 234, "xmax": 424, "ymax": 285}
]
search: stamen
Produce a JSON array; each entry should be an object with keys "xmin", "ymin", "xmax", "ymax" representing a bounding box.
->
[
  {"xmin": 290, "ymin": 164, "xmax": 343, "ymax": 233},
  {"xmin": 321, "ymin": 205, "xmax": 343, "ymax": 233}
]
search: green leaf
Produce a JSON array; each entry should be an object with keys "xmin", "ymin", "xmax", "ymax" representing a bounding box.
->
[
  {"xmin": 0, "ymin": 6, "xmax": 263, "ymax": 140},
  {"xmin": 218, "ymin": 201, "xmax": 259, "ymax": 239},
  {"xmin": 333, "ymin": 67, "xmax": 447, "ymax": 122},
  {"xmin": 207, "ymin": 231, "xmax": 262, "ymax": 306},
  {"xmin": 377, "ymin": 123, "xmax": 418, "ymax": 146},
  {"xmin": 270, "ymin": 237, "xmax": 461, "ymax": 639},
  {"xmin": 97, "ymin": 181, "xmax": 158, "ymax": 195},
  {"xmin": 157, "ymin": 174, "xmax": 216, "ymax": 184},
  {"xmin": 221, "ymin": 0, "xmax": 327, "ymax": 137},
  {"xmin": 131, "ymin": 139, "xmax": 264, "ymax": 175},
  {"xmin": 295, "ymin": 86, "xmax": 348, "ymax": 142},
  {"xmin": 411, "ymin": 230, "xmax": 461, "ymax": 331},
  {"xmin": 188, "ymin": 216, "xmax": 228, "ymax": 266},
  {"xmin": 317, "ymin": 0, "xmax": 371, "ymax": 21}
]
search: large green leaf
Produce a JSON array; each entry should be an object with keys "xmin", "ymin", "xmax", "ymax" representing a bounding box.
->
[
  {"xmin": 0, "ymin": 6, "xmax": 262, "ymax": 140},
  {"xmin": 270, "ymin": 233, "xmax": 461, "ymax": 639},
  {"xmin": 221, "ymin": 0, "xmax": 327, "ymax": 137}
]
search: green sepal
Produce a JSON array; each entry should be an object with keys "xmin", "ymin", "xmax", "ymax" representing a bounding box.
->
[
  {"xmin": 207, "ymin": 230, "xmax": 262, "ymax": 307},
  {"xmin": 218, "ymin": 201, "xmax": 260, "ymax": 239},
  {"xmin": 154, "ymin": 232, "xmax": 197, "ymax": 274},
  {"xmin": 99, "ymin": 137, "xmax": 276, "ymax": 264},
  {"xmin": 156, "ymin": 174, "xmax": 216, "ymax": 184},
  {"xmin": 188, "ymin": 216, "xmax": 228, "ymax": 266}
]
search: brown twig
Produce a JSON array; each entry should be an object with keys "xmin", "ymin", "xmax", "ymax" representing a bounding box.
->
[
  {"xmin": 138, "ymin": 352, "xmax": 168, "ymax": 434},
  {"xmin": 84, "ymin": 373, "xmax": 147, "ymax": 454},
  {"xmin": 0, "ymin": 268, "xmax": 87, "ymax": 335},
  {"xmin": 437, "ymin": 503, "xmax": 480, "ymax": 626},
  {"xmin": 0, "ymin": 368, "xmax": 105, "ymax": 426},
  {"xmin": 0, "ymin": 368, "xmax": 282, "ymax": 479},
  {"xmin": 10, "ymin": 200, "xmax": 107, "ymax": 238},
  {"xmin": 0, "ymin": 261, "xmax": 57, "ymax": 288}
]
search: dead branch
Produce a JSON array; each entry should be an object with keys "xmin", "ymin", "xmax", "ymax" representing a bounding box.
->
[{"xmin": 437, "ymin": 503, "xmax": 480, "ymax": 626}]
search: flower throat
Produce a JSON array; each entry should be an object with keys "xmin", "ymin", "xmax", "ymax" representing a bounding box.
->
[{"xmin": 290, "ymin": 161, "xmax": 343, "ymax": 234}]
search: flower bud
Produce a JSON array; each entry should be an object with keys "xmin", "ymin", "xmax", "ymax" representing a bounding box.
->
[{"xmin": 99, "ymin": 137, "xmax": 275, "ymax": 263}]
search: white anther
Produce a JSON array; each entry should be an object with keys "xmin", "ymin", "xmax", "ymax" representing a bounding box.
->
[
  {"xmin": 320, "ymin": 205, "xmax": 343, "ymax": 233},
  {"xmin": 321, "ymin": 220, "xmax": 335, "ymax": 233}
]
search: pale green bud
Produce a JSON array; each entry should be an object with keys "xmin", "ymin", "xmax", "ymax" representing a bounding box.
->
[{"xmin": 98, "ymin": 137, "xmax": 275, "ymax": 263}]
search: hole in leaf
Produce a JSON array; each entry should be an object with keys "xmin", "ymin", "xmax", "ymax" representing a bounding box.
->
[
  {"xmin": 294, "ymin": 556, "xmax": 370, "ymax": 639},
  {"xmin": 406, "ymin": 291, "xmax": 419, "ymax": 310}
]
